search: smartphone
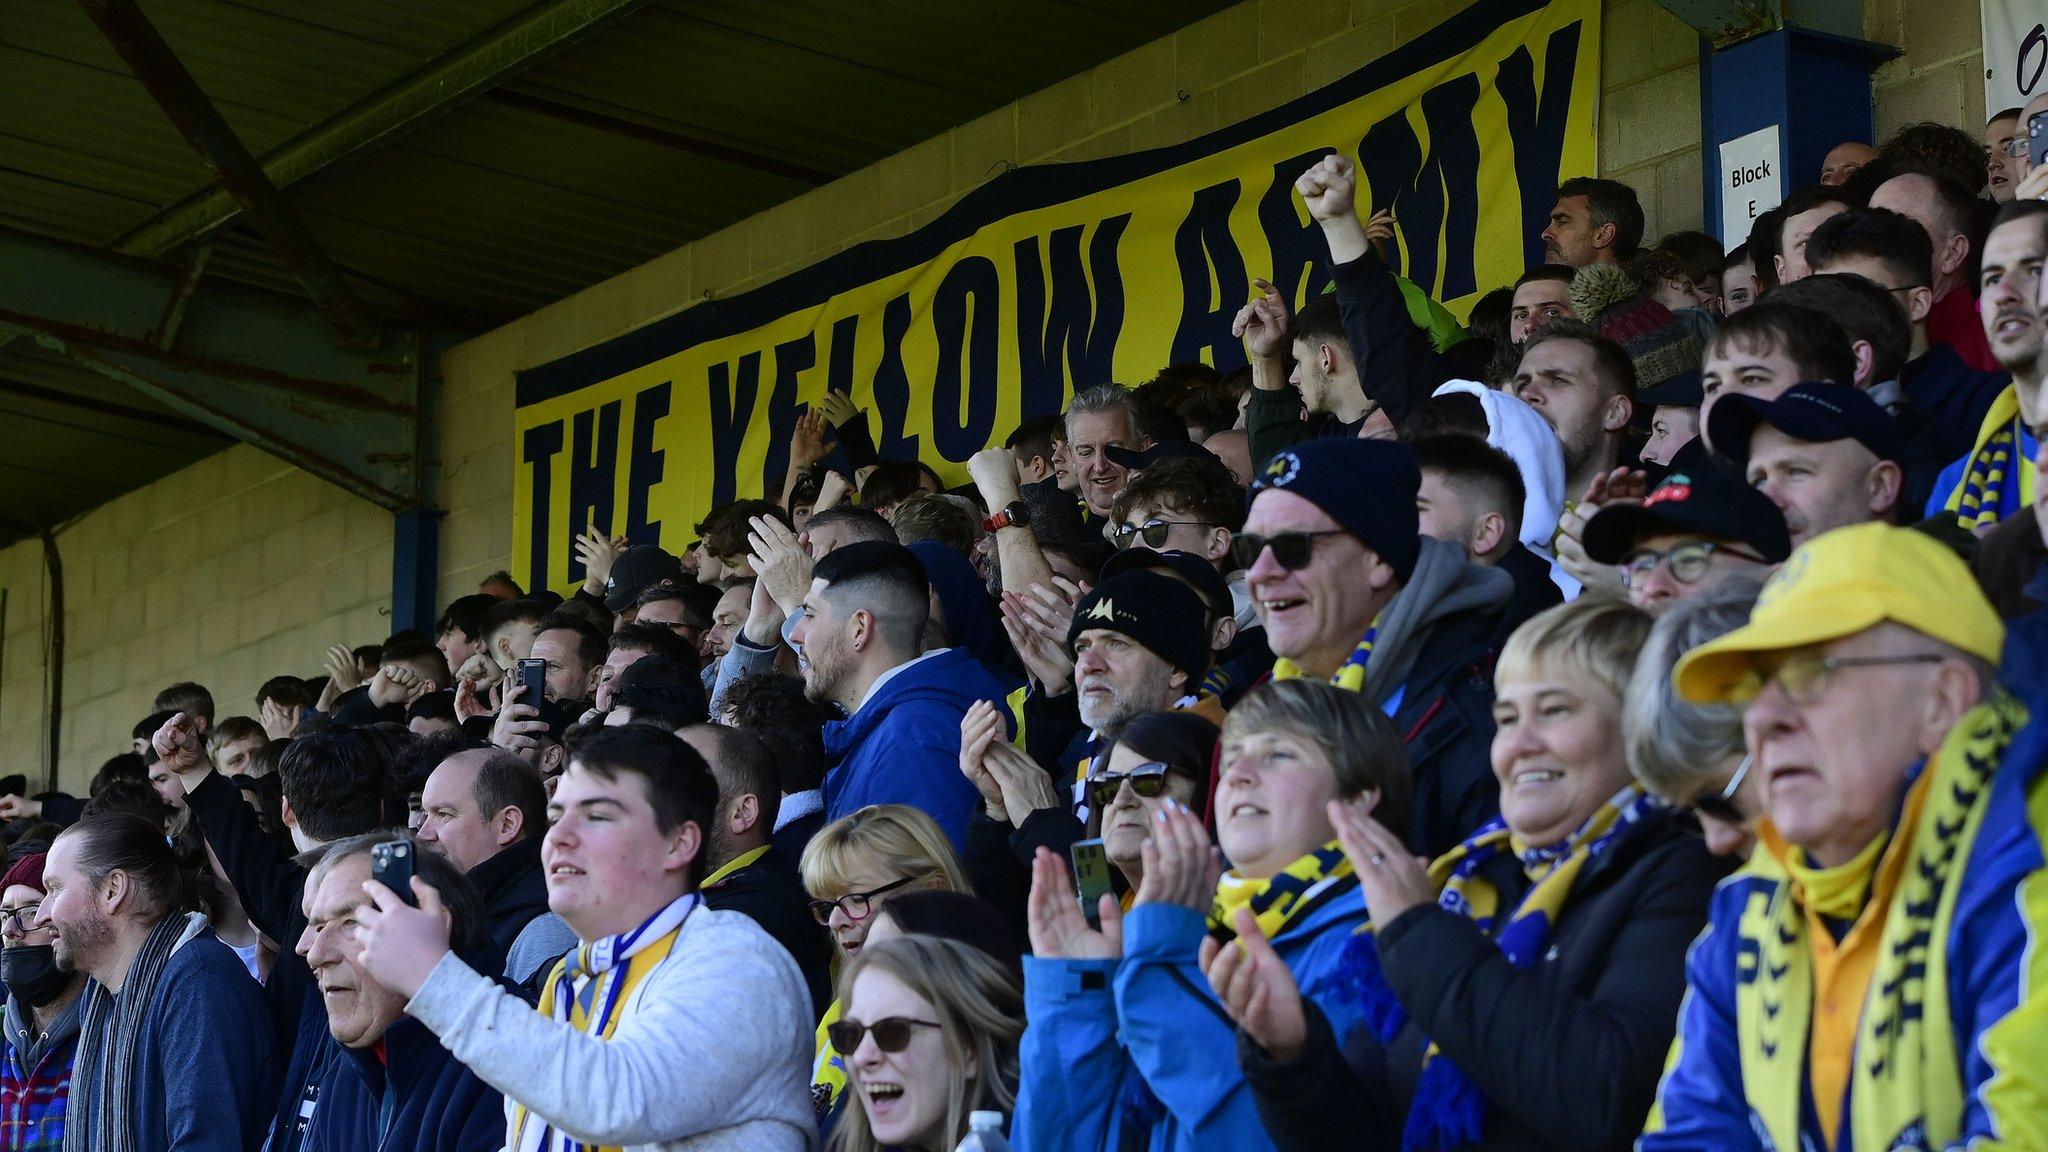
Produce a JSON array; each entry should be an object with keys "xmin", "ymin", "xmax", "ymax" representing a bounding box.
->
[
  {"xmin": 2031, "ymin": 109, "xmax": 2048, "ymax": 173},
  {"xmin": 370, "ymin": 841, "xmax": 417, "ymax": 908},
  {"xmin": 1070, "ymin": 838, "xmax": 1114, "ymax": 930},
  {"xmin": 517, "ymin": 657, "xmax": 547, "ymax": 705}
]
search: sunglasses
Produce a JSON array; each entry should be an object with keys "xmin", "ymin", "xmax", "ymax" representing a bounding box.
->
[
  {"xmin": 1229, "ymin": 530, "xmax": 1349, "ymax": 572},
  {"xmin": 807, "ymin": 874, "xmax": 918, "ymax": 926},
  {"xmin": 1112, "ymin": 519, "xmax": 1213, "ymax": 550},
  {"xmin": 1690, "ymin": 754, "xmax": 1750, "ymax": 825},
  {"xmin": 827, "ymin": 1015, "xmax": 942, "ymax": 1056},
  {"xmin": 1086, "ymin": 762, "xmax": 1175, "ymax": 809}
]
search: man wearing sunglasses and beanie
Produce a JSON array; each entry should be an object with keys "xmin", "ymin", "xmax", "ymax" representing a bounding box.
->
[
  {"xmin": 1239, "ymin": 438, "xmax": 1512, "ymax": 855},
  {"xmin": 1643, "ymin": 522, "xmax": 2048, "ymax": 1152}
]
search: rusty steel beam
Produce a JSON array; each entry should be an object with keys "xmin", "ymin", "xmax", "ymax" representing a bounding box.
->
[{"xmin": 75, "ymin": 0, "xmax": 384, "ymax": 348}]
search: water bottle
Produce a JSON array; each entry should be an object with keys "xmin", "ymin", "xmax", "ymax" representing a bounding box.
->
[{"xmin": 954, "ymin": 1109, "xmax": 1013, "ymax": 1152}]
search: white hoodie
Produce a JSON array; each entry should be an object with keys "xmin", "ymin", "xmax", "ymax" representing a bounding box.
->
[{"xmin": 1430, "ymin": 380, "xmax": 1582, "ymax": 599}]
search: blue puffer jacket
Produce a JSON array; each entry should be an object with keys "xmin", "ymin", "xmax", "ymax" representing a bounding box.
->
[
  {"xmin": 303, "ymin": 1016, "xmax": 503, "ymax": 1152},
  {"xmin": 822, "ymin": 648, "xmax": 1012, "ymax": 850},
  {"xmin": 1015, "ymin": 883, "xmax": 1370, "ymax": 1152}
]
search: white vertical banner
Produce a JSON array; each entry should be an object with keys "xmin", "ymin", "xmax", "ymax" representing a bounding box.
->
[
  {"xmin": 1983, "ymin": 0, "xmax": 2047, "ymax": 115},
  {"xmin": 1719, "ymin": 125, "xmax": 1783, "ymax": 247}
]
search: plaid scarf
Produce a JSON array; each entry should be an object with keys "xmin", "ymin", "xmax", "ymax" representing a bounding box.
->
[
  {"xmin": 1738, "ymin": 695, "xmax": 2024, "ymax": 1152},
  {"xmin": 1272, "ymin": 617, "xmax": 1380, "ymax": 693},
  {"xmin": 62, "ymin": 913, "xmax": 189, "ymax": 1152},
  {"xmin": 510, "ymin": 894, "xmax": 698, "ymax": 1152},
  {"xmin": 1340, "ymin": 788, "xmax": 1655, "ymax": 1151},
  {"xmin": 1946, "ymin": 386, "xmax": 2037, "ymax": 530}
]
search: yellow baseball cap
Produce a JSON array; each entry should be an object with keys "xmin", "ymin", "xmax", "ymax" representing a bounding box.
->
[{"xmin": 1673, "ymin": 522, "xmax": 2005, "ymax": 704}]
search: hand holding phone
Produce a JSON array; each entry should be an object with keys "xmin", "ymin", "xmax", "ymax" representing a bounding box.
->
[
  {"xmin": 1070, "ymin": 839, "xmax": 1113, "ymax": 930},
  {"xmin": 370, "ymin": 841, "xmax": 417, "ymax": 908},
  {"xmin": 516, "ymin": 657, "xmax": 547, "ymax": 707},
  {"xmin": 2030, "ymin": 109, "xmax": 2048, "ymax": 174}
]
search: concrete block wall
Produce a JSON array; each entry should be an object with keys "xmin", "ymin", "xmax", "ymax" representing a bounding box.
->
[
  {"xmin": 1864, "ymin": 0, "xmax": 1987, "ymax": 139},
  {"xmin": 0, "ymin": 444, "xmax": 392, "ymax": 791},
  {"xmin": 436, "ymin": 0, "xmax": 1706, "ymax": 597}
]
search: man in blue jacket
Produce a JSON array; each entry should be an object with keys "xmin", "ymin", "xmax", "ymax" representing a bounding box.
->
[
  {"xmin": 297, "ymin": 833, "xmax": 503, "ymax": 1152},
  {"xmin": 790, "ymin": 540, "xmax": 1010, "ymax": 849}
]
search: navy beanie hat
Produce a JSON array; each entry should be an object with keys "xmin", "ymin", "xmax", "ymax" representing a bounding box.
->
[{"xmin": 1250, "ymin": 439, "xmax": 1422, "ymax": 581}]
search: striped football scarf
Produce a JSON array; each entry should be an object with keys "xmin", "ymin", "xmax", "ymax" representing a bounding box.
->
[
  {"xmin": 1208, "ymin": 840, "xmax": 1356, "ymax": 941},
  {"xmin": 509, "ymin": 894, "xmax": 699, "ymax": 1152},
  {"xmin": 1272, "ymin": 616, "xmax": 1380, "ymax": 692},
  {"xmin": 1946, "ymin": 386, "xmax": 2037, "ymax": 530},
  {"xmin": 1340, "ymin": 788, "xmax": 1655, "ymax": 1151}
]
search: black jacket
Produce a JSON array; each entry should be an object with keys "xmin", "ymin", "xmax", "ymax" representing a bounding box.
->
[
  {"xmin": 770, "ymin": 806, "xmax": 826, "ymax": 864},
  {"xmin": 1241, "ymin": 809, "xmax": 1730, "ymax": 1152},
  {"xmin": 703, "ymin": 845, "xmax": 835, "ymax": 1018},
  {"xmin": 1899, "ymin": 346, "xmax": 2010, "ymax": 511},
  {"xmin": 1493, "ymin": 544, "xmax": 1565, "ymax": 647},
  {"xmin": 467, "ymin": 836, "xmax": 550, "ymax": 966},
  {"xmin": 305, "ymin": 1010, "xmax": 504, "ymax": 1152},
  {"xmin": 964, "ymin": 805, "xmax": 1087, "ymax": 951},
  {"xmin": 1386, "ymin": 604, "xmax": 1506, "ymax": 859}
]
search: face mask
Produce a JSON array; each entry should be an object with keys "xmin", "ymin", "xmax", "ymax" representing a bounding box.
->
[{"xmin": 1, "ymin": 945, "xmax": 71, "ymax": 1008}]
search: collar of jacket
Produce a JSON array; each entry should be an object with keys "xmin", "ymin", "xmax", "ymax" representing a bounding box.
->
[{"xmin": 465, "ymin": 834, "xmax": 544, "ymax": 905}]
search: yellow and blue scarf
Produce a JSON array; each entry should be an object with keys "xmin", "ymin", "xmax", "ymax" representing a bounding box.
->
[
  {"xmin": 1736, "ymin": 695, "xmax": 2025, "ymax": 1152},
  {"xmin": 1208, "ymin": 841, "xmax": 1355, "ymax": 941},
  {"xmin": 1341, "ymin": 788, "xmax": 1655, "ymax": 1151},
  {"xmin": 509, "ymin": 894, "xmax": 698, "ymax": 1152},
  {"xmin": 1946, "ymin": 387, "xmax": 2038, "ymax": 531},
  {"xmin": 1273, "ymin": 617, "xmax": 1380, "ymax": 693}
]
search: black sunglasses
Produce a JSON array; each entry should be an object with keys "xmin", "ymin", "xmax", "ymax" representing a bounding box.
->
[
  {"xmin": 1229, "ymin": 530, "xmax": 1349, "ymax": 572},
  {"xmin": 1086, "ymin": 762, "xmax": 1174, "ymax": 809},
  {"xmin": 827, "ymin": 1015, "xmax": 942, "ymax": 1056},
  {"xmin": 807, "ymin": 875, "xmax": 918, "ymax": 926},
  {"xmin": 1113, "ymin": 519, "xmax": 1213, "ymax": 549},
  {"xmin": 1691, "ymin": 754, "xmax": 1751, "ymax": 825}
]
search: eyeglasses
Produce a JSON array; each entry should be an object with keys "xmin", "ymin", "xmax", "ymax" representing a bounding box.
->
[
  {"xmin": 1690, "ymin": 755, "xmax": 1751, "ymax": 825},
  {"xmin": 826, "ymin": 1015, "xmax": 942, "ymax": 1056},
  {"xmin": 1086, "ymin": 762, "xmax": 1175, "ymax": 809},
  {"xmin": 1880, "ymin": 283, "xmax": 1929, "ymax": 298},
  {"xmin": 1618, "ymin": 540, "xmax": 1766, "ymax": 589},
  {"xmin": 808, "ymin": 875, "xmax": 919, "ymax": 926},
  {"xmin": 1112, "ymin": 519, "xmax": 1213, "ymax": 550},
  {"xmin": 0, "ymin": 904, "xmax": 39, "ymax": 936},
  {"xmin": 1731, "ymin": 651, "xmax": 1948, "ymax": 706},
  {"xmin": 2000, "ymin": 138, "xmax": 2030, "ymax": 159},
  {"xmin": 1229, "ymin": 530, "xmax": 1349, "ymax": 572}
]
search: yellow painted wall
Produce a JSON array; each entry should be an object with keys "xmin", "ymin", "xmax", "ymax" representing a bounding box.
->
[
  {"xmin": 0, "ymin": 0, "xmax": 1991, "ymax": 790},
  {"xmin": 0, "ymin": 445, "xmax": 392, "ymax": 791}
]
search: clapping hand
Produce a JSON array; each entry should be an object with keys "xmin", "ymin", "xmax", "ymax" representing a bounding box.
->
[
  {"xmin": 1134, "ymin": 801, "xmax": 1224, "ymax": 912},
  {"xmin": 1000, "ymin": 579, "xmax": 1084, "ymax": 694},
  {"xmin": 746, "ymin": 515, "xmax": 813, "ymax": 615},
  {"xmin": 1026, "ymin": 847, "xmax": 1122, "ymax": 960},
  {"xmin": 1201, "ymin": 909, "xmax": 1310, "ymax": 1060},
  {"xmin": 1329, "ymin": 796, "xmax": 1435, "ymax": 926}
]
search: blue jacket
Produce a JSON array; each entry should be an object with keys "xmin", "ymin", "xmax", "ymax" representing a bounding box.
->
[
  {"xmin": 1640, "ymin": 700, "xmax": 2048, "ymax": 1152},
  {"xmin": 1015, "ymin": 887, "xmax": 1370, "ymax": 1152},
  {"xmin": 822, "ymin": 648, "xmax": 1011, "ymax": 849},
  {"xmin": 1925, "ymin": 423, "xmax": 2039, "ymax": 522},
  {"xmin": 66, "ymin": 925, "xmax": 277, "ymax": 1152},
  {"xmin": 304, "ymin": 1017, "xmax": 503, "ymax": 1152}
]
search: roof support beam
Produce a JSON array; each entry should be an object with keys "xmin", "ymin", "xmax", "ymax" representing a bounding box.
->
[
  {"xmin": 1650, "ymin": 0, "xmax": 1865, "ymax": 47},
  {"xmin": 0, "ymin": 226, "xmax": 429, "ymax": 511},
  {"xmin": 110, "ymin": 0, "xmax": 653, "ymax": 260},
  {"xmin": 77, "ymin": 0, "xmax": 384, "ymax": 349}
]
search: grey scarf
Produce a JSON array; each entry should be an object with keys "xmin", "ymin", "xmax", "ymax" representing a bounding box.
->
[
  {"xmin": 1364, "ymin": 536, "xmax": 1513, "ymax": 705},
  {"xmin": 63, "ymin": 913, "xmax": 192, "ymax": 1152}
]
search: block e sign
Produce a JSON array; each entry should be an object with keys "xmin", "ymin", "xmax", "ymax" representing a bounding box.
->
[{"xmin": 1719, "ymin": 126, "xmax": 1783, "ymax": 246}]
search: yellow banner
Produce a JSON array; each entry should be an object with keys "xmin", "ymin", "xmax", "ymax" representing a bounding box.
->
[{"xmin": 513, "ymin": 0, "xmax": 1601, "ymax": 593}]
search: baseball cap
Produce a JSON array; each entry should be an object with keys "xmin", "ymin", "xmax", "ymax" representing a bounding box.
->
[
  {"xmin": 1250, "ymin": 440, "xmax": 1422, "ymax": 580},
  {"xmin": 1705, "ymin": 381, "xmax": 1906, "ymax": 466},
  {"xmin": 1067, "ymin": 570, "xmax": 1213, "ymax": 686},
  {"xmin": 1098, "ymin": 548, "xmax": 1233, "ymax": 619},
  {"xmin": 604, "ymin": 545, "xmax": 684, "ymax": 612},
  {"xmin": 1581, "ymin": 468, "xmax": 1792, "ymax": 566},
  {"xmin": 1104, "ymin": 440, "xmax": 1223, "ymax": 471},
  {"xmin": 1673, "ymin": 522, "xmax": 2004, "ymax": 703}
]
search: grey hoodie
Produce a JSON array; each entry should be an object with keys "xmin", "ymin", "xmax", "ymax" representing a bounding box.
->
[{"xmin": 1364, "ymin": 536, "xmax": 1513, "ymax": 704}]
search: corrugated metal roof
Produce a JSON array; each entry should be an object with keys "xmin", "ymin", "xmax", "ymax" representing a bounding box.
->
[{"xmin": 0, "ymin": 0, "xmax": 1234, "ymax": 544}]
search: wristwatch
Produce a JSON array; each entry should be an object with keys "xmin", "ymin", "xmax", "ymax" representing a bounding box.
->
[{"xmin": 982, "ymin": 500, "xmax": 1031, "ymax": 532}]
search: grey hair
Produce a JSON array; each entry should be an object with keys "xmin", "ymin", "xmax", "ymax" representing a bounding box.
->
[
  {"xmin": 1622, "ymin": 576, "xmax": 1764, "ymax": 802},
  {"xmin": 1064, "ymin": 383, "xmax": 1138, "ymax": 442}
]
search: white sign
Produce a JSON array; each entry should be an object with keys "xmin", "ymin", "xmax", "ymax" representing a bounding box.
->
[
  {"xmin": 1718, "ymin": 125, "xmax": 1783, "ymax": 247},
  {"xmin": 1984, "ymin": 0, "xmax": 2048, "ymax": 116}
]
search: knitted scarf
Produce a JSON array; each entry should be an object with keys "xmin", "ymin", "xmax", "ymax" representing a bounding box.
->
[
  {"xmin": 1339, "ymin": 788, "xmax": 1656, "ymax": 1152},
  {"xmin": 62, "ymin": 912, "xmax": 190, "ymax": 1152},
  {"xmin": 1946, "ymin": 387, "xmax": 2037, "ymax": 530},
  {"xmin": 1208, "ymin": 841, "xmax": 1355, "ymax": 941},
  {"xmin": 510, "ymin": 894, "xmax": 698, "ymax": 1152},
  {"xmin": 1272, "ymin": 618, "xmax": 1379, "ymax": 693},
  {"xmin": 1737, "ymin": 695, "xmax": 2025, "ymax": 1152}
]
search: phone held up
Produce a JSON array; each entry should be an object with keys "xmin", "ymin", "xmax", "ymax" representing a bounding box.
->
[
  {"xmin": 2031, "ymin": 109, "xmax": 2048, "ymax": 174},
  {"xmin": 1070, "ymin": 838, "xmax": 1114, "ymax": 930},
  {"xmin": 517, "ymin": 657, "xmax": 547, "ymax": 707},
  {"xmin": 370, "ymin": 841, "xmax": 418, "ymax": 908}
]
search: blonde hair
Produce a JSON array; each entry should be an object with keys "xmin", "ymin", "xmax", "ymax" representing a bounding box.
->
[
  {"xmin": 1496, "ymin": 596, "xmax": 1654, "ymax": 703},
  {"xmin": 800, "ymin": 804, "xmax": 970, "ymax": 900},
  {"xmin": 828, "ymin": 936, "xmax": 1023, "ymax": 1152}
]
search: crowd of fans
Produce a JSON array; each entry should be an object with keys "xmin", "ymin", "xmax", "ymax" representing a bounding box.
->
[{"xmin": 2, "ymin": 97, "xmax": 2047, "ymax": 1152}]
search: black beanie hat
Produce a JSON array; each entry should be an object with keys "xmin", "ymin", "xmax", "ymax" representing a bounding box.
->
[
  {"xmin": 1250, "ymin": 439, "xmax": 1422, "ymax": 580},
  {"xmin": 1067, "ymin": 570, "xmax": 1212, "ymax": 688}
]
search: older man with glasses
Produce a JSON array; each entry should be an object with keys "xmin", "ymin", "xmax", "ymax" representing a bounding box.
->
[
  {"xmin": 1236, "ymin": 438, "xmax": 1512, "ymax": 855},
  {"xmin": 1641, "ymin": 522, "xmax": 2048, "ymax": 1152},
  {"xmin": 1581, "ymin": 467, "xmax": 1791, "ymax": 616}
]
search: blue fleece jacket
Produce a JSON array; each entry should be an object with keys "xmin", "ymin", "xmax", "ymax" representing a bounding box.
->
[
  {"xmin": 304, "ymin": 1016, "xmax": 503, "ymax": 1152},
  {"xmin": 822, "ymin": 647, "xmax": 1011, "ymax": 849},
  {"xmin": 1015, "ymin": 888, "xmax": 1370, "ymax": 1152},
  {"xmin": 66, "ymin": 926, "xmax": 277, "ymax": 1152}
]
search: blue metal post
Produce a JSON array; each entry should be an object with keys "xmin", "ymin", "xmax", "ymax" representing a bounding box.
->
[{"xmin": 391, "ymin": 508, "xmax": 441, "ymax": 636}]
